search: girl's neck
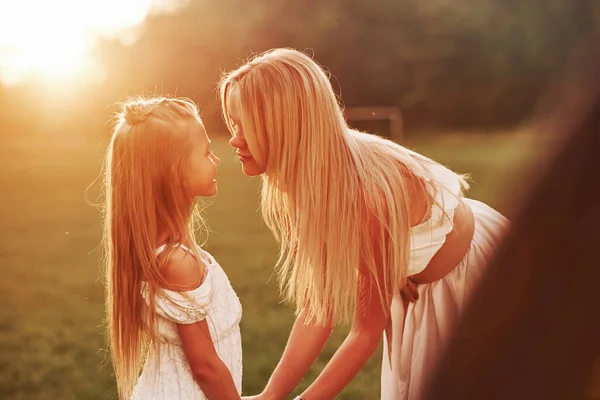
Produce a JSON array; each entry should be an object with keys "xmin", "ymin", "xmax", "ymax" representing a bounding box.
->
[
  {"xmin": 156, "ymin": 205, "xmax": 194, "ymax": 248},
  {"xmin": 156, "ymin": 230, "xmax": 192, "ymax": 249},
  {"xmin": 156, "ymin": 232, "xmax": 170, "ymax": 248}
]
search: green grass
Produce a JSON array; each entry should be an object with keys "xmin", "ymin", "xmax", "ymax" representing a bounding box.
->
[{"xmin": 0, "ymin": 131, "xmax": 549, "ymax": 399}]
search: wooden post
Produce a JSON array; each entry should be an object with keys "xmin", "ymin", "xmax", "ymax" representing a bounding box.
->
[{"xmin": 343, "ymin": 106, "xmax": 403, "ymax": 141}]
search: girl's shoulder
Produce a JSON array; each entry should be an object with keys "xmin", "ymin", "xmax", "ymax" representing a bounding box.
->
[
  {"xmin": 142, "ymin": 245, "xmax": 214, "ymax": 324},
  {"xmin": 159, "ymin": 245, "xmax": 207, "ymax": 292}
]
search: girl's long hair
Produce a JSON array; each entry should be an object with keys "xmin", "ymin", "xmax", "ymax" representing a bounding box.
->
[
  {"xmin": 102, "ymin": 96, "xmax": 206, "ymax": 398},
  {"xmin": 219, "ymin": 49, "xmax": 469, "ymax": 326}
]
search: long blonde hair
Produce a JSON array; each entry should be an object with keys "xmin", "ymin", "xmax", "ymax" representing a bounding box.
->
[
  {"xmin": 102, "ymin": 96, "xmax": 206, "ymax": 398},
  {"xmin": 219, "ymin": 49, "xmax": 468, "ymax": 326}
]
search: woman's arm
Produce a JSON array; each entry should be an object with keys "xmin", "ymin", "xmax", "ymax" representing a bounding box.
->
[
  {"xmin": 256, "ymin": 309, "xmax": 334, "ymax": 400},
  {"xmin": 296, "ymin": 264, "xmax": 390, "ymax": 400},
  {"xmin": 296, "ymin": 205, "xmax": 392, "ymax": 400}
]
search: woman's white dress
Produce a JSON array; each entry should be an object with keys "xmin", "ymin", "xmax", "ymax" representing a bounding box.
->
[{"xmin": 381, "ymin": 164, "xmax": 510, "ymax": 399}]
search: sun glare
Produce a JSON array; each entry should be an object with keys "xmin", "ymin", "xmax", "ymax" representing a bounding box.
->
[{"xmin": 0, "ymin": 0, "xmax": 188, "ymax": 86}]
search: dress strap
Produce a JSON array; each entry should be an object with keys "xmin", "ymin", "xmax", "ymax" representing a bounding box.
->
[{"xmin": 155, "ymin": 243, "xmax": 193, "ymax": 255}]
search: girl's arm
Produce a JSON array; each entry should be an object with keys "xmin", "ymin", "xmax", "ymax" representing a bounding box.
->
[
  {"xmin": 163, "ymin": 249, "xmax": 240, "ymax": 400},
  {"xmin": 178, "ymin": 321, "xmax": 240, "ymax": 399},
  {"xmin": 257, "ymin": 308, "xmax": 334, "ymax": 400}
]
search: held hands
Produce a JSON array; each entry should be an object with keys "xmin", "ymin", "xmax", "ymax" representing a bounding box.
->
[
  {"xmin": 242, "ymin": 394, "xmax": 302, "ymax": 400},
  {"xmin": 241, "ymin": 392, "xmax": 289, "ymax": 400}
]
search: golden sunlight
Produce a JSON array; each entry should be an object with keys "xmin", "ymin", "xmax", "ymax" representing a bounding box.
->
[{"xmin": 0, "ymin": 0, "xmax": 188, "ymax": 86}]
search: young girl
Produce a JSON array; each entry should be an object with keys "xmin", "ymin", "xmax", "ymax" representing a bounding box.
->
[
  {"xmin": 219, "ymin": 49, "xmax": 509, "ymax": 400},
  {"xmin": 102, "ymin": 96, "xmax": 242, "ymax": 399}
]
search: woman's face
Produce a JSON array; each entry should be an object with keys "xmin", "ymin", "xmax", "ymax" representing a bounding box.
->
[{"xmin": 226, "ymin": 86, "xmax": 266, "ymax": 177}]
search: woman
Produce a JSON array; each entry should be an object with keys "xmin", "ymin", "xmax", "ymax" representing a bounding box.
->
[{"xmin": 219, "ymin": 48, "xmax": 509, "ymax": 400}]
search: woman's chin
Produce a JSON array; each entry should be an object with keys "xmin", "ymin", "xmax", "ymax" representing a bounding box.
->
[{"xmin": 241, "ymin": 160, "xmax": 264, "ymax": 177}]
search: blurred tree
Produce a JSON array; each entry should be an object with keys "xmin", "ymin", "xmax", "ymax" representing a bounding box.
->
[{"xmin": 83, "ymin": 0, "xmax": 600, "ymax": 134}]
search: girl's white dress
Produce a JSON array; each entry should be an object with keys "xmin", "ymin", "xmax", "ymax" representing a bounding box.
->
[{"xmin": 131, "ymin": 244, "xmax": 243, "ymax": 399}]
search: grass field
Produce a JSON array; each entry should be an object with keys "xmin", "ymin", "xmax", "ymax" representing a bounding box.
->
[{"xmin": 0, "ymin": 130, "xmax": 587, "ymax": 399}]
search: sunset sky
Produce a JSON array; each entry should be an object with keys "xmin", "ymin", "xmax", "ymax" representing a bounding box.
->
[{"xmin": 0, "ymin": 0, "xmax": 188, "ymax": 85}]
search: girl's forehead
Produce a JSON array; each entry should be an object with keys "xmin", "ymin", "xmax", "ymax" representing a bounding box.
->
[{"xmin": 184, "ymin": 118, "xmax": 208, "ymax": 142}]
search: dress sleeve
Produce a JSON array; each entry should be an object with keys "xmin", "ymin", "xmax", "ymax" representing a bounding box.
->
[{"xmin": 147, "ymin": 269, "xmax": 213, "ymax": 324}]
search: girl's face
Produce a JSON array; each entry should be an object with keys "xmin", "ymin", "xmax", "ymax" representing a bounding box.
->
[
  {"xmin": 227, "ymin": 86, "xmax": 266, "ymax": 177},
  {"xmin": 187, "ymin": 119, "xmax": 220, "ymax": 197}
]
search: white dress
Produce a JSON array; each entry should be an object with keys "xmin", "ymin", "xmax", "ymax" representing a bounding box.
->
[
  {"xmin": 131, "ymin": 244, "xmax": 243, "ymax": 399},
  {"xmin": 381, "ymin": 163, "xmax": 510, "ymax": 399}
]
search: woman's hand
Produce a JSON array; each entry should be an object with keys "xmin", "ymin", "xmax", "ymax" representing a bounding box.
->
[
  {"xmin": 241, "ymin": 393, "xmax": 277, "ymax": 400},
  {"xmin": 255, "ymin": 309, "xmax": 333, "ymax": 399},
  {"xmin": 297, "ymin": 251, "xmax": 391, "ymax": 400}
]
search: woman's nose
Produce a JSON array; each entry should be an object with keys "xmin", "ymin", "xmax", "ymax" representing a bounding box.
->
[{"xmin": 229, "ymin": 134, "xmax": 245, "ymax": 149}]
